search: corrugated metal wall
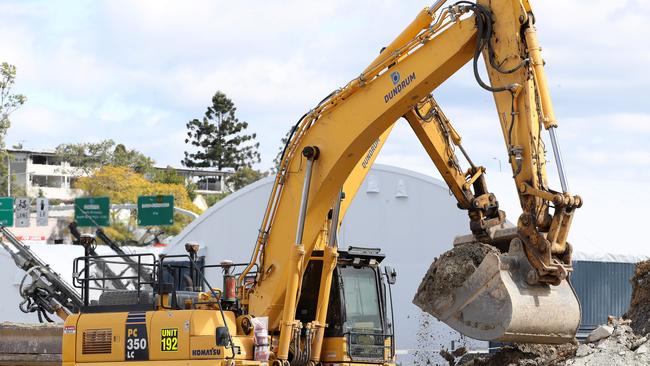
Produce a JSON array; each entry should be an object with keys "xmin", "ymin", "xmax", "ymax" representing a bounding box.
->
[{"xmin": 571, "ymin": 260, "xmax": 634, "ymax": 330}]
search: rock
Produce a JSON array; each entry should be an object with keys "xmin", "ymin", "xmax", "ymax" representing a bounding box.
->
[
  {"xmin": 587, "ymin": 325, "xmax": 614, "ymax": 343},
  {"xmin": 630, "ymin": 336, "xmax": 647, "ymax": 351},
  {"xmin": 636, "ymin": 345, "xmax": 647, "ymax": 354},
  {"xmin": 575, "ymin": 344, "xmax": 592, "ymax": 357},
  {"xmin": 615, "ymin": 327, "xmax": 625, "ymax": 337}
]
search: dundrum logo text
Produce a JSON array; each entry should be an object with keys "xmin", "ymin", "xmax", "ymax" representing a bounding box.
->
[{"xmin": 384, "ymin": 72, "xmax": 416, "ymax": 103}]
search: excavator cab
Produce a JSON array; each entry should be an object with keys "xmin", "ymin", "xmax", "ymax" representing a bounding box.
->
[{"xmin": 297, "ymin": 247, "xmax": 395, "ymax": 364}]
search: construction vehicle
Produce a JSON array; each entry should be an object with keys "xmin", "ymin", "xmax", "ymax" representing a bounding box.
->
[
  {"xmin": 0, "ymin": 222, "xmax": 153, "ymax": 323},
  {"xmin": 59, "ymin": 0, "xmax": 582, "ymax": 364},
  {"xmin": 0, "ymin": 224, "xmax": 145, "ymax": 322},
  {"xmin": 0, "ymin": 226, "xmax": 82, "ymax": 322}
]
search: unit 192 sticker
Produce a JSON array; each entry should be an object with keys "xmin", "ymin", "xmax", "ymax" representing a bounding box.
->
[
  {"xmin": 161, "ymin": 328, "xmax": 179, "ymax": 352},
  {"xmin": 125, "ymin": 312, "xmax": 149, "ymax": 361}
]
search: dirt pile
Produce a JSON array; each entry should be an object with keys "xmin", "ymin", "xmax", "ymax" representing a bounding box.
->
[
  {"xmin": 413, "ymin": 242, "xmax": 498, "ymax": 315},
  {"xmin": 455, "ymin": 343, "xmax": 578, "ymax": 366},
  {"xmin": 625, "ymin": 260, "xmax": 650, "ymax": 335},
  {"xmin": 456, "ymin": 318, "xmax": 650, "ymax": 366},
  {"xmin": 457, "ymin": 343, "xmax": 577, "ymax": 366}
]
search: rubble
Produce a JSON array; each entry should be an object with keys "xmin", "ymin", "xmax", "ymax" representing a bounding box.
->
[
  {"xmin": 586, "ymin": 325, "xmax": 613, "ymax": 343},
  {"xmin": 412, "ymin": 242, "xmax": 498, "ymax": 315},
  {"xmin": 455, "ymin": 318, "xmax": 650, "ymax": 366},
  {"xmin": 457, "ymin": 343, "xmax": 578, "ymax": 366}
]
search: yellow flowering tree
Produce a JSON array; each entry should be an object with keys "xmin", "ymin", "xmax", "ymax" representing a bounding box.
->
[{"xmin": 74, "ymin": 166, "xmax": 200, "ymax": 241}]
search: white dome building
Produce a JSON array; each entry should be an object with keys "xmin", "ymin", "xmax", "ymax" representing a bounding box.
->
[
  {"xmin": 164, "ymin": 163, "xmax": 650, "ymax": 364},
  {"xmin": 0, "ymin": 164, "xmax": 644, "ymax": 364}
]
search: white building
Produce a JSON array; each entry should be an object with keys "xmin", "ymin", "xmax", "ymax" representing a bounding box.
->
[
  {"xmin": 6, "ymin": 148, "xmax": 84, "ymax": 200},
  {"xmin": 4, "ymin": 148, "xmax": 233, "ymax": 200},
  {"xmin": 153, "ymin": 166, "xmax": 231, "ymax": 196}
]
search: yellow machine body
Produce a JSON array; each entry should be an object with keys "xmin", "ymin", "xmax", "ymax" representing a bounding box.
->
[{"xmin": 62, "ymin": 310, "xmax": 256, "ymax": 365}]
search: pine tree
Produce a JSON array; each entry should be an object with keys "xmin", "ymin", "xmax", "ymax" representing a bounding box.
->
[
  {"xmin": 183, "ymin": 91, "xmax": 260, "ymax": 171},
  {"xmin": 272, "ymin": 125, "xmax": 295, "ymax": 173}
]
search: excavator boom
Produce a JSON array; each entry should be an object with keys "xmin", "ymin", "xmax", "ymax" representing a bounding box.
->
[{"xmin": 241, "ymin": 0, "xmax": 582, "ymax": 362}]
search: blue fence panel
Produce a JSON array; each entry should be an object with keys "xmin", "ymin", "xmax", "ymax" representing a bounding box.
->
[{"xmin": 571, "ymin": 261, "xmax": 634, "ymax": 330}]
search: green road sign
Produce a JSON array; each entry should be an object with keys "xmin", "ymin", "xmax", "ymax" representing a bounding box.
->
[
  {"xmin": 0, "ymin": 197, "xmax": 14, "ymax": 226},
  {"xmin": 137, "ymin": 195, "xmax": 174, "ymax": 226},
  {"xmin": 75, "ymin": 197, "xmax": 110, "ymax": 227}
]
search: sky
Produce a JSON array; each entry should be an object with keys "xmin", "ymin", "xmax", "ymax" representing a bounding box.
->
[{"xmin": 1, "ymin": 0, "xmax": 649, "ymax": 254}]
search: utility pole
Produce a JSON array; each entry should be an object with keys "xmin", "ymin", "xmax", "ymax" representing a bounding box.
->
[
  {"xmin": 492, "ymin": 157, "xmax": 502, "ymax": 173},
  {"xmin": 7, "ymin": 154, "xmax": 10, "ymax": 196}
]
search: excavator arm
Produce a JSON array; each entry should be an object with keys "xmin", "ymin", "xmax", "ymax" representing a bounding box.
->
[
  {"xmin": 239, "ymin": 0, "xmax": 582, "ymax": 363},
  {"xmin": 404, "ymin": 96, "xmax": 506, "ymax": 239}
]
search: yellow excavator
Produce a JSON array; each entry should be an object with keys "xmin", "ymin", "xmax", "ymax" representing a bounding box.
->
[{"xmin": 57, "ymin": 0, "xmax": 582, "ymax": 365}]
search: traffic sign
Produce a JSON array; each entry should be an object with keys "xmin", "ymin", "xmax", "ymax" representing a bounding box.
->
[
  {"xmin": 0, "ymin": 197, "xmax": 14, "ymax": 226},
  {"xmin": 75, "ymin": 197, "xmax": 110, "ymax": 227},
  {"xmin": 14, "ymin": 197, "xmax": 30, "ymax": 227},
  {"xmin": 137, "ymin": 195, "xmax": 174, "ymax": 226},
  {"xmin": 36, "ymin": 198, "xmax": 49, "ymax": 227}
]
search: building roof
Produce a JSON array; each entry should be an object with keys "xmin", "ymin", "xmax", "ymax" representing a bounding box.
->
[
  {"xmin": 154, "ymin": 166, "xmax": 231, "ymax": 175},
  {"xmin": 6, "ymin": 148, "xmax": 57, "ymax": 156}
]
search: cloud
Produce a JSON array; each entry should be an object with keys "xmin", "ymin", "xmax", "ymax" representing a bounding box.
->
[
  {"xmin": 1, "ymin": 0, "xmax": 648, "ymax": 175},
  {"xmin": 577, "ymin": 148, "xmax": 650, "ymax": 168},
  {"xmin": 0, "ymin": 0, "xmax": 648, "ymax": 257}
]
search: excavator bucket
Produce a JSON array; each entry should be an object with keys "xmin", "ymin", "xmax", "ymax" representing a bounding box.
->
[{"xmin": 421, "ymin": 237, "xmax": 581, "ymax": 344}]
